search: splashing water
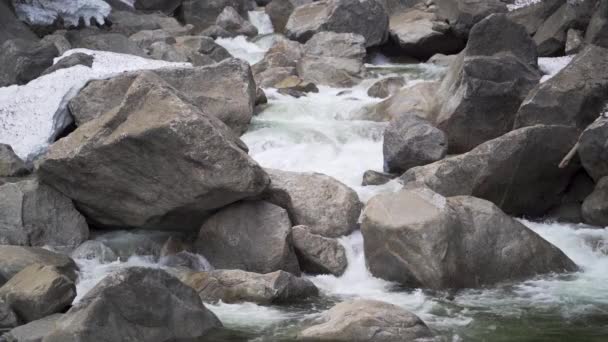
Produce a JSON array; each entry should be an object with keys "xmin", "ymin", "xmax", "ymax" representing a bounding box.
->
[{"xmin": 248, "ymin": 10, "xmax": 274, "ymax": 35}]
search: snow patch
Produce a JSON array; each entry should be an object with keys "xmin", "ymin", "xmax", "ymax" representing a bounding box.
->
[
  {"xmin": 538, "ymin": 55, "xmax": 574, "ymax": 82},
  {"xmin": 0, "ymin": 49, "xmax": 190, "ymax": 161},
  {"xmin": 13, "ymin": 0, "xmax": 112, "ymax": 27}
]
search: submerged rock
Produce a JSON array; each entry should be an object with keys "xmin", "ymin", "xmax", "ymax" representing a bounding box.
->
[
  {"xmin": 366, "ymin": 76, "xmax": 405, "ymax": 99},
  {"xmin": 362, "ymin": 188, "xmax": 578, "ymax": 289},
  {"xmin": 361, "ymin": 170, "xmax": 396, "ymax": 186},
  {"xmin": 291, "ymin": 225, "xmax": 347, "ymax": 276}
]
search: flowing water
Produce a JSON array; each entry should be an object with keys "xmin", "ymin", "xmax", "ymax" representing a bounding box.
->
[{"xmin": 72, "ymin": 30, "xmax": 608, "ymax": 341}]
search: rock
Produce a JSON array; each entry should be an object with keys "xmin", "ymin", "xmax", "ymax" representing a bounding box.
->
[
  {"xmin": 582, "ymin": 176, "xmax": 608, "ymax": 227},
  {"xmin": 507, "ymin": 0, "xmax": 564, "ymax": 35},
  {"xmin": 134, "ymin": 0, "xmax": 182, "ymax": 14},
  {"xmin": 109, "ymin": 10, "xmax": 186, "ymax": 36},
  {"xmin": 361, "ymin": 170, "xmax": 395, "ymax": 186},
  {"xmin": 69, "ymin": 58, "xmax": 255, "ymax": 135},
  {"xmin": 173, "ymin": 35, "xmax": 232, "ymax": 65},
  {"xmin": 179, "ymin": 269, "xmax": 318, "ymax": 304},
  {"xmin": 401, "ymin": 125, "xmax": 580, "ymax": 217},
  {"xmin": 285, "ymin": 0, "xmax": 389, "ymax": 47},
  {"xmin": 179, "ymin": 0, "xmax": 251, "ymax": 33},
  {"xmin": 0, "ymin": 0, "xmax": 37, "ymax": 45},
  {"xmin": 252, "ymin": 36, "xmax": 303, "ymax": 87},
  {"xmin": 565, "ymin": 28, "xmax": 584, "ymax": 54},
  {"xmin": 389, "ymin": 8, "xmax": 464, "ymax": 60},
  {"xmin": 297, "ymin": 299, "xmax": 432, "ymax": 341},
  {"xmin": 383, "ymin": 115, "xmax": 447, "ymax": 174},
  {"xmin": 546, "ymin": 170, "xmax": 595, "ymax": 223},
  {"xmin": 428, "ymin": 53, "xmax": 457, "ymax": 67},
  {"xmin": 40, "ymin": 33, "xmax": 72, "ymax": 56},
  {"xmin": 356, "ymin": 81, "xmax": 439, "ymax": 122},
  {"xmin": 39, "ymin": 72, "xmax": 268, "ymax": 231},
  {"xmin": 267, "ymin": 0, "xmax": 314, "ymax": 33},
  {"xmin": 514, "ymin": 45, "xmax": 608, "ymax": 130},
  {"xmin": 65, "ymin": 30, "xmax": 147, "ymax": 57},
  {"xmin": 196, "ymin": 201, "xmax": 300, "ymax": 274},
  {"xmin": 367, "ymin": 76, "xmax": 405, "ymax": 98},
  {"xmin": 42, "ymin": 267, "xmax": 222, "ymax": 342},
  {"xmin": 291, "ymin": 225, "xmax": 347, "ymax": 276},
  {"xmin": 216, "ymin": 6, "xmax": 258, "ymax": 38},
  {"xmin": 435, "ymin": 0, "xmax": 507, "ymax": 38},
  {"xmin": 533, "ymin": 0, "xmax": 597, "ymax": 56},
  {"xmin": 0, "ymin": 39, "xmax": 59, "ymax": 87},
  {"xmin": 148, "ymin": 41, "xmax": 190, "ymax": 63},
  {"xmin": 41, "ymin": 53, "xmax": 94, "ymax": 76},
  {"xmin": 129, "ymin": 29, "xmax": 176, "ymax": 50},
  {"xmin": 0, "ymin": 246, "xmax": 77, "ymax": 287},
  {"xmin": 0, "ymin": 178, "xmax": 89, "ymax": 250},
  {"xmin": 297, "ymin": 32, "xmax": 366, "ymax": 87},
  {"xmin": 434, "ymin": 14, "xmax": 541, "ymax": 153},
  {"xmin": 200, "ymin": 24, "xmax": 234, "ymax": 39},
  {"xmin": 275, "ymin": 76, "xmax": 319, "ymax": 97},
  {"xmin": 0, "ymin": 145, "xmax": 28, "ymax": 177},
  {"xmin": 0, "ymin": 298, "xmax": 18, "ymax": 330},
  {"xmin": 2, "ymin": 313, "xmax": 62, "ymax": 342},
  {"xmin": 262, "ymin": 169, "xmax": 362, "ymax": 238},
  {"xmin": 256, "ymin": 87, "xmax": 268, "ymax": 105},
  {"xmin": 362, "ymin": 188, "xmax": 578, "ymax": 289},
  {"xmin": 585, "ymin": 0, "xmax": 608, "ymax": 48},
  {"xmin": 0, "ymin": 264, "xmax": 76, "ymax": 323},
  {"xmin": 71, "ymin": 240, "xmax": 118, "ymax": 263},
  {"xmin": 94, "ymin": 231, "xmax": 163, "ymax": 260},
  {"xmin": 579, "ymin": 118, "xmax": 608, "ymax": 182}
]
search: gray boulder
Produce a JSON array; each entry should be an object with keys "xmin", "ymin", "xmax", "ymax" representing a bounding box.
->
[
  {"xmin": 0, "ymin": 0, "xmax": 37, "ymax": 45},
  {"xmin": 41, "ymin": 53, "xmax": 94, "ymax": 76},
  {"xmin": 109, "ymin": 10, "xmax": 188, "ymax": 36},
  {"xmin": 2, "ymin": 314, "xmax": 62, "ymax": 342},
  {"xmin": 134, "ymin": 0, "xmax": 182, "ymax": 14},
  {"xmin": 565, "ymin": 28, "xmax": 584, "ymax": 54},
  {"xmin": 585, "ymin": 0, "xmax": 608, "ymax": 48},
  {"xmin": 361, "ymin": 170, "xmax": 395, "ymax": 186},
  {"xmin": 579, "ymin": 118, "xmax": 608, "ymax": 182},
  {"xmin": 383, "ymin": 115, "xmax": 447, "ymax": 174},
  {"xmin": 434, "ymin": 14, "xmax": 541, "ymax": 153},
  {"xmin": 195, "ymin": 201, "xmax": 300, "ymax": 275},
  {"xmin": 356, "ymin": 81, "xmax": 439, "ymax": 122},
  {"xmin": 40, "ymin": 33, "xmax": 72, "ymax": 56},
  {"xmin": 285, "ymin": 0, "xmax": 389, "ymax": 47},
  {"xmin": 266, "ymin": 0, "xmax": 314, "ymax": 34},
  {"xmin": 291, "ymin": 225, "xmax": 347, "ymax": 276},
  {"xmin": 434, "ymin": 0, "xmax": 507, "ymax": 38},
  {"xmin": 0, "ymin": 264, "xmax": 76, "ymax": 323},
  {"xmin": 297, "ymin": 32, "xmax": 366, "ymax": 87},
  {"xmin": 252, "ymin": 36, "xmax": 303, "ymax": 87},
  {"xmin": 0, "ymin": 145, "xmax": 28, "ymax": 178},
  {"xmin": 216, "ymin": 6, "xmax": 258, "ymax": 37},
  {"xmin": 39, "ymin": 72, "xmax": 268, "ymax": 231},
  {"xmin": 297, "ymin": 299, "xmax": 432, "ymax": 341},
  {"xmin": 65, "ymin": 30, "xmax": 147, "ymax": 57},
  {"xmin": 0, "ymin": 298, "xmax": 18, "ymax": 330},
  {"xmin": 262, "ymin": 169, "xmax": 362, "ymax": 238},
  {"xmin": 546, "ymin": 170, "xmax": 595, "ymax": 223},
  {"xmin": 0, "ymin": 246, "xmax": 78, "ymax": 286},
  {"xmin": 42, "ymin": 267, "xmax": 222, "ymax": 342},
  {"xmin": 179, "ymin": 0, "xmax": 251, "ymax": 33},
  {"xmin": 179, "ymin": 269, "xmax": 318, "ymax": 304},
  {"xmin": 148, "ymin": 41, "xmax": 190, "ymax": 63},
  {"xmin": 0, "ymin": 178, "xmax": 89, "ymax": 250},
  {"xmin": 514, "ymin": 45, "xmax": 608, "ymax": 130},
  {"xmin": 71, "ymin": 240, "xmax": 118, "ymax": 263},
  {"xmin": 128, "ymin": 29, "xmax": 176, "ymax": 50},
  {"xmin": 173, "ymin": 35, "xmax": 232, "ymax": 65},
  {"xmin": 0, "ymin": 39, "xmax": 59, "ymax": 87},
  {"xmin": 401, "ymin": 125, "xmax": 580, "ymax": 217},
  {"xmin": 582, "ymin": 176, "xmax": 608, "ymax": 227},
  {"xmin": 507, "ymin": 0, "xmax": 564, "ymax": 35},
  {"xmin": 362, "ymin": 188, "xmax": 577, "ymax": 289},
  {"xmin": 367, "ymin": 76, "xmax": 405, "ymax": 99}
]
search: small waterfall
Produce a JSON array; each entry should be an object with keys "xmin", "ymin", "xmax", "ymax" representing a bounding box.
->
[{"xmin": 248, "ymin": 10, "xmax": 275, "ymax": 35}]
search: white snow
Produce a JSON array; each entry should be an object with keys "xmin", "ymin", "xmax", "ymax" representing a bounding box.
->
[
  {"xmin": 0, "ymin": 49, "xmax": 190, "ymax": 161},
  {"xmin": 507, "ymin": 0, "xmax": 543, "ymax": 11},
  {"xmin": 538, "ymin": 55, "xmax": 575, "ymax": 82},
  {"xmin": 13, "ymin": 0, "xmax": 112, "ymax": 27}
]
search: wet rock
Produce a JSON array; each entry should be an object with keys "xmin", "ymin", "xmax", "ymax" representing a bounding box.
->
[
  {"xmin": 401, "ymin": 125, "xmax": 580, "ymax": 217},
  {"xmin": 0, "ymin": 246, "xmax": 78, "ymax": 287},
  {"xmin": 39, "ymin": 72, "xmax": 268, "ymax": 231},
  {"xmin": 546, "ymin": 170, "xmax": 595, "ymax": 223},
  {"xmin": 94, "ymin": 231, "xmax": 163, "ymax": 260},
  {"xmin": 383, "ymin": 115, "xmax": 447, "ymax": 174},
  {"xmin": 367, "ymin": 76, "xmax": 405, "ymax": 99},
  {"xmin": 514, "ymin": 45, "xmax": 608, "ymax": 130},
  {"xmin": 43, "ymin": 267, "xmax": 222, "ymax": 342},
  {"xmin": 0, "ymin": 299, "xmax": 18, "ymax": 330},
  {"xmin": 262, "ymin": 169, "xmax": 362, "ymax": 238},
  {"xmin": 256, "ymin": 87, "xmax": 268, "ymax": 105},
  {"xmin": 435, "ymin": 0, "xmax": 507, "ymax": 38},
  {"xmin": 179, "ymin": 0, "xmax": 251, "ymax": 33},
  {"xmin": 585, "ymin": 0, "xmax": 608, "ymax": 48},
  {"xmin": 276, "ymin": 76, "xmax": 319, "ymax": 97},
  {"xmin": 297, "ymin": 299, "xmax": 432, "ymax": 341},
  {"xmin": 2, "ymin": 313, "xmax": 62, "ymax": 342},
  {"xmin": 266, "ymin": 0, "xmax": 314, "ymax": 34},
  {"xmin": 252, "ymin": 37, "xmax": 303, "ymax": 87},
  {"xmin": 435, "ymin": 14, "xmax": 541, "ymax": 153},
  {"xmin": 297, "ymin": 32, "xmax": 366, "ymax": 87},
  {"xmin": 357, "ymin": 81, "xmax": 439, "ymax": 122},
  {"xmin": 0, "ymin": 0, "xmax": 37, "ymax": 45},
  {"xmin": 179, "ymin": 269, "xmax": 318, "ymax": 304},
  {"xmin": 0, "ymin": 39, "xmax": 59, "ymax": 87},
  {"xmin": 579, "ymin": 118, "xmax": 608, "ymax": 182},
  {"xmin": 41, "ymin": 52, "xmax": 94, "ymax": 76},
  {"xmin": 65, "ymin": 30, "xmax": 147, "ymax": 57},
  {"xmin": 173, "ymin": 35, "xmax": 232, "ymax": 64},
  {"xmin": 134, "ymin": 0, "xmax": 182, "ymax": 14},
  {"xmin": 291, "ymin": 225, "xmax": 347, "ymax": 276},
  {"xmin": 0, "ymin": 145, "xmax": 28, "ymax": 178},
  {"xmin": 361, "ymin": 170, "xmax": 395, "ymax": 186},
  {"xmin": 285, "ymin": 0, "xmax": 389, "ymax": 47},
  {"xmin": 362, "ymin": 188, "xmax": 578, "ymax": 289},
  {"xmin": 216, "ymin": 6, "xmax": 258, "ymax": 38},
  {"xmin": 0, "ymin": 264, "xmax": 76, "ymax": 323},
  {"xmin": 0, "ymin": 178, "xmax": 89, "ymax": 250},
  {"xmin": 71, "ymin": 240, "xmax": 118, "ymax": 263},
  {"xmin": 582, "ymin": 176, "xmax": 608, "ymax": 227},
  {"xmin": 196, "ymin": 201, "xmax": 300, "ymax": 274},
  {"xmin": 565, "ymin": 28, "xmax": 584, "ymax": 54}
]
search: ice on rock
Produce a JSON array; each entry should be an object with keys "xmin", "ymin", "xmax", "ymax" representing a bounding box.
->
[
  {"xmin": 0, "ymin": 49, "xmax": 190, "ymax": 161},
  {"xmin": 13, "ymin": 0, "xmax": 112, "ymax": 27}
]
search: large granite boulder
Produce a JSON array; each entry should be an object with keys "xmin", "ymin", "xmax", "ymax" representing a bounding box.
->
[
  {"xmin": 179, "ymin": 269, "xmax": 318, "ymax": 304},
  {"xmin": 362, "ymin": 188, "xmax": 577, "ymax": 289},
  {"xmin": 252, "ymin": 36, "xmax": 303, "ymax": 87},
  {"xmin": 579, "ymin": 118, "xmax": 608, "ymax": 182},
  {"xmin": 0, "ymin": 246, "xmax": 78, "ymax": 286},
  {"xmin": 285, "ymin": 0, "xmax": 389, "ymax": 47},
  {"xmin": 507, "ymin": 0, "xmax": 564, "ymax": 35},
  {"xmin": 38, "ymin": 72, "xmax": 269, "ymax": 231},
  {"xmin": 196, "ymin": 201, "xmax": 300, "ymax": 275},
  {"xmin": 262, "ymin": 169, "xmax": 362, "ymax": 238},
  {"xmin": 582, "ymin": 176, "xmax": 608, "ymax": 227},
  {"xmin": 401, "ymin": 125, "xmax": 580, "ymax": 217},
  {"xmin": 0, "ymin": 145, "xmax": 28, "ymax": 177},
  {"xmin": 42, "ymin": 267, "xmax": 222, "ymax": 342},
  {"xmin": 291, "ymin": 225, "xmax": 347, "ymax": 276},
  {"xmin": 109, "ymin": 10, "xmax": 187, "ymax": 36},
  {"xmin": 0, "ymin": 39, "xmax": 58, "ymax": 87},
  {"xmin": 215, "ymin": 6, "xmax": 258, "ymax": 37},
  {"xmin": 0, "ymin": 298, "xmax": 18, "ymax": 330},
  {"xmin": 433, "ymin": 14, "xmax": 541, "ymax": 153},
  {"xmin": 64, "ymin": 30, "xmax": 147, "ymax": 57},
  {"xmin": 2, "ymin": 313, "xmax": 62, "ymax": 342},
  {"xmin": 0, "ymin": 178, "xmax": 89, "ymax": 249},
  {"xmin": 585, "ymin": 0, "xmax": 608, "ymax": 48},
  {"xmin": 0, "ymin": 0, "xmax": 37, "ymax": 45},
  {"xmin": 514, "ymin": 45, "xmax": 608, "ymax": 130},
  {"xmin": 266, "ymin": 0, "xmax": 314, "ymax": 34},
  {"xmin": 356, "ymin": 81, "xmax": 439, "ymax": 122},
  {"xmin": 434, "ymin": 0, "xmax": 507, "ymax": 38},
  {"xmin": 297, "ymin": 299, "xmax": 432, "ymax": 341},
  {"xmin": 179, "ymin": 0, "xmax": 251, "ymax": 33}
]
